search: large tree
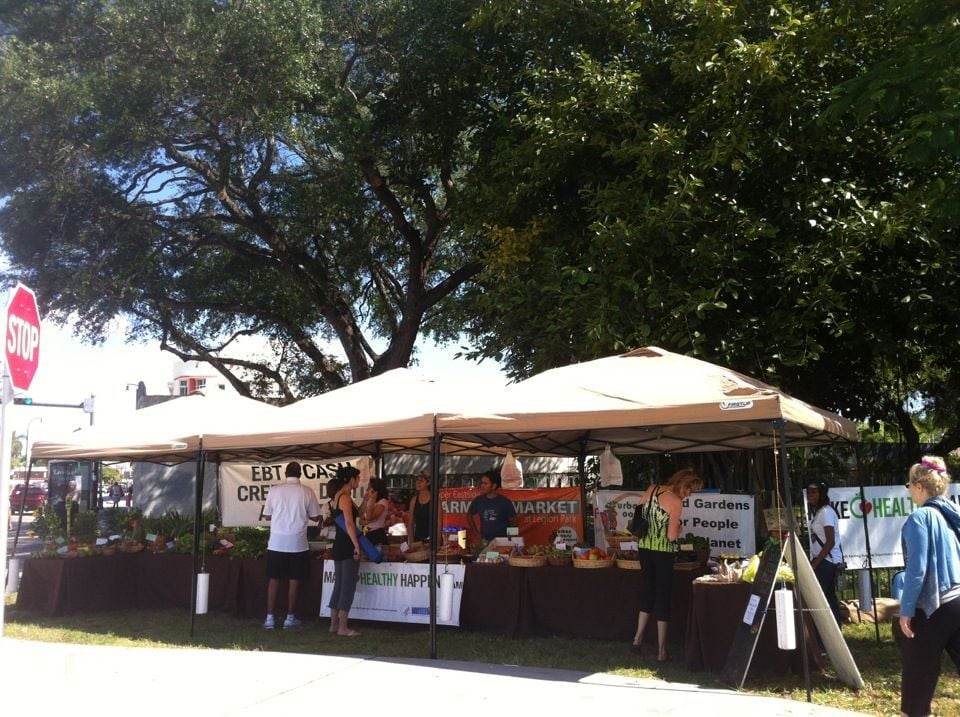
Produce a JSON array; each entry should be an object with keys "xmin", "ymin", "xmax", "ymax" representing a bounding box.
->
[
  {"xmin": 454, "ymin": 0, "xmax": 960, "ymax": 458},
  {"xmin": 0, "ymin": 0, "xmax": 486, "ymax": 399}
]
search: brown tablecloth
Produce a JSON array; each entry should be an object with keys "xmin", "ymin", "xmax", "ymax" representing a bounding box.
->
[
  {"xmin": 460, "ymin": 563, "xmax": 706, "ymax": 641},
  {"xmin": 235, "ymin": 556, "xmax": 325, "ymax": 620},
  {"xmin": 684, "ymin": 580, "xmax": 822, "ymax": 674},
  {"xmin": 17, "ymin": 554, "xmax": 241, "ymax": 617}
]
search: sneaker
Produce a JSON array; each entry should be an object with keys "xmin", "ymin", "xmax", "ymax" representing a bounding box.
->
[
  {"xmin": 283, "ymin": 615, "xmax": 302, "ymax": 630},
  {"xmin": 263, "ymin": 615, "xmax": 275, "ymax": 630}
]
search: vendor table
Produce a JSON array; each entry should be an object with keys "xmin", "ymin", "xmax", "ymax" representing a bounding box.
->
[
  {"xmin": 684, "ymin": 580, "xmax": 823, "ymax": 675},
  {"xmin": 460, "ymin": 563, "xmax": 708, "ymax": 641}
]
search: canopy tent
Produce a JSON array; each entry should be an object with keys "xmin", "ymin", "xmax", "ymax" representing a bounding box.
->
[
  {"xmin": 198, "ymin": 368, "xmax": 498, "ymax": 462},
  {"xmin": 31, "ymin": 392, "xmax": 281, "ymax": 463},
  {"xmin": 438, "ymin": 347, "xmax": 857, "ymax": 456}
]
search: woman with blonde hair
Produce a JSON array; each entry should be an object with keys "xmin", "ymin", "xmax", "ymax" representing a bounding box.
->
[
  {"xmin": 630, "ymin": 468, "xmax": 703, "ymax": 661},
  {"xmin": 900, "ymin": 455, "xmax": 960, "ymax": 717}
]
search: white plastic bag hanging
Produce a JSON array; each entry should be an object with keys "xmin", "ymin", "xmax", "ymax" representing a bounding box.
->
[
  {"xmin": 501, "ymin": 450, "xmax": 523, "ymax": 488},
  {"xmin": 599, "ymin": 445, "xmax": 624, "ymax": 487}
]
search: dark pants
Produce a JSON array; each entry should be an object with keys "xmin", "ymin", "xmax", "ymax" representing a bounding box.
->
[
  {"xmin": 638, "ymin": 549, "xmax": 675, "ymax": 622},
  {"xmin": 328, "ymin": 558, "xmax": 360, "ymax": 612},
  {"xmin": 901, "ymin": 598, "xmax": 960, "ymax": 716},
  {"xmin": 813, "ymin": 559, "xmax": 841, "ymax": 625}
]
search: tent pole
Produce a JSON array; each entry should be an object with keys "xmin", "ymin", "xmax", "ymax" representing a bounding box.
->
[
  {"xmin": 775, "ymin": 420, "xmax": 811, "ymax": 703},
  {"xmin": 428, "ymin": 422, "xmax": 441, "ymax": 659},
  {"xmin": 373, "ymin": 440, "xmax": 383, "ymax": 480},
  {"xmin": 11, "ymin": 458, "xmax": 34, "ymax": 556},
  {"xmin": 854, "ymin": 444, "xmax": 880, "ymax": 642},
  {"xmin": 578, "ymin": 433, "xmax": 589, "ymax": 544},
  {"xmin": 189, "ymin": 441, "xmax": 205, "ymax": 638}
]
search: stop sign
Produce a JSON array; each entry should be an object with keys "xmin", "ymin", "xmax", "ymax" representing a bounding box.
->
[{"xmin": 5, "ymin": 283, "xmax": 41, "ymax": 391}]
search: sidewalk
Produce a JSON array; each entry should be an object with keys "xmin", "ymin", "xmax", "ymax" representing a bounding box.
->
[{"xmin": 0, "ymin": 638, "xmax": 864, "ymax": 716}]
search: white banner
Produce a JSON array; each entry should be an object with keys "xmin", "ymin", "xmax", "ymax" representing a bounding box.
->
[
  {"xmin": 219, "ymin": 457, "xmax": 373, "ymax": 527},
  {"xmin": 595, "ymin": 490, "xmax": 755, "ymax": 557},
  {"xmin": 825, "ymin": 485, "xmax": 960, "ymax": 569},
  {"xmin": 320, "ymin": 562, "xmax": 465, "ymax": 626}
]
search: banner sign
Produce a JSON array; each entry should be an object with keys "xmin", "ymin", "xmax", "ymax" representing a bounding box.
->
[
  {"xmin": 219, "ymin": 457, "xmax": 373, "ymax": 527},
  {"xmin": 825, "ymin": 485, "xmax": 960, "ymax": 569},
  {"xmin": 594, "ymin": 490, "xmax": 755, "ymax": 556},
  {"xmin": 319, "ymin": 562, "xmax": 465, "ymax": 626},
  {"xmin": 440, "ymin": 487, "xmax": 584, "ymax": 545}
]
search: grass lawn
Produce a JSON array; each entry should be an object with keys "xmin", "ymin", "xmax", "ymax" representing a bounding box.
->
[{"xmin": 4, "ymin": 596, "xmax": 959, "ymax": 716}]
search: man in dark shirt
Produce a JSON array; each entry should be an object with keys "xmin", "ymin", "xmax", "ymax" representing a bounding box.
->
[{"xmin": 467, "ymin": 470, "xmax": 517, "ymax": 542}]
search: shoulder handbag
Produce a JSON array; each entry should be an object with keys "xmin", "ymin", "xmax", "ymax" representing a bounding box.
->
[{"xmin": 628, "ymin": 488, "xmax": 659, "ymax": 540}]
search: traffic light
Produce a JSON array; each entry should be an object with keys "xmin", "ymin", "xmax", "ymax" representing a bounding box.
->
[{"xmin": 14, "ymin": 397, "xmax": 33, "ymax": 405}]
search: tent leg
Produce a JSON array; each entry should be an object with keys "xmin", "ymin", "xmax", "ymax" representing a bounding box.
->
[
  {"xmin": 854, "ymin": 445, "xmax": 880, "ymax": 642},
  {"xmin": 428, "ymin": 428, "xmax": 441, "ymax": 659},
  {"xmin": 11, "ymin": 459, "xmax": 34, "ymax": 557},
  {"xmin": 189, "ymin": 444, "xmax": 206, "ymax": 638},
  {"xmin": 775, "ymin": 420, "xmax": 812, "ymax": 703},
  {"xmin": 578, "ymin": 434, "xmax": 589, "ymax": 543},
  {"xmin": 374, "ymin": 441, "xmax": 383, "ymax": 480}
]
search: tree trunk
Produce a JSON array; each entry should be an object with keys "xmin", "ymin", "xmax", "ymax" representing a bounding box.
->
[{"xmin": 894, "ymin": 404, "xmax": 921, "ymax": 465}]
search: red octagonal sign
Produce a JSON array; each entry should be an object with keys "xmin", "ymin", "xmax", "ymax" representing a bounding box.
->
[{"xmin": 5, "ymin": 283, "xmax": 41, "ymax": 391}]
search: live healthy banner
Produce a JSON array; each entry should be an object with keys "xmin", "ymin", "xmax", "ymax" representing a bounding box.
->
[
  {"xmin": 825, "ymin": 485, "xmax": 960, "ymax": 569},
  {"xmin": 594, "ymin": 490, "xmax": 756, "ymax": 556},
  {"xmin": 440, "ymin": 487, "xmax": 584, "ymax": 545},
  {"xmin": 319, "ymin": 562, "xmax": 465, "ymax": 626},
  {"xmin": 219, "ymin": 457, "xmax": 373, "ymax": 527}
]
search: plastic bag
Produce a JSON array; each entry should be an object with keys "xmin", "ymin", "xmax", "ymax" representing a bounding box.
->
[
  {"xmin": 599, "ymin": 445, "xmax": 624, "ymax": 486},
  {"xmin": 501, "ymin": 450, "xmax": 523, "ymax": 488},
  {"xmin": 742, "ymin": 554, "xmax": 760, "ymax": 583}
]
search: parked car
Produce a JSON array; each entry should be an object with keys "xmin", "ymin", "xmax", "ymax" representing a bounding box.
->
[{"xmin": 9, "ymin": 484, "xmax": 46, "ymax": 512}]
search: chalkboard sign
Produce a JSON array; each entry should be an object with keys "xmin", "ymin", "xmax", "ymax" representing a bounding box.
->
[{"xmin": 721, "ymin": 542, "xmax": 786, "ymax": 688}]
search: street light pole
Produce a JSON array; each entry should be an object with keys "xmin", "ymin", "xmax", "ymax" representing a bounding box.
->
[{"xmin": 24, "ymin": 416, "xmax": 42, "ymax": 469}]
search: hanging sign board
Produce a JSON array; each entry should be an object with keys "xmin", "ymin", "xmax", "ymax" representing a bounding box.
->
[
  {"xmin": 440, "ymin": 487, "xmax": 584, "ymax": 545},
  {"xmin": 825, "ymin": 485, "xmax": 960, "ymax": 569},
  {"xmin": 219, "ymin": 457, "xmax": 373, "ymax": 527},
  {"xmin": 595, "ymin": 490, "xmax": 755, "ymax": 556}
]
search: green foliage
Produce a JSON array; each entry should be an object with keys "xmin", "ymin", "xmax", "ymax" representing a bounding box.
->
[
  {"xmin": 454, "ymin": 0, "xmax": 960, "ymax": 456},
  {"xmin": 0, "ymin": 0, "xmax": 486, "ymax": 398},
  {"xmin": 71, "ymin": 511, "xmax": 99, "ymax": 544},
  {"xmin": 31, "ymin": 504, "xmax": 63, "ymax": 542},
  {"xmin": 101, "ymin": 466, "xmax": 122, "ymax": 484}
]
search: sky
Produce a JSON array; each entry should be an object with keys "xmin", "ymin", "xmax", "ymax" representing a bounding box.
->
[{"xmin": 13, "ymin": 315, "xmax": 509, "ymax": 451}]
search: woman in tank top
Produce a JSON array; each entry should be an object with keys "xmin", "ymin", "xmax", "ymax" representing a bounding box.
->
[
  {"xmin": 328, "ymin": 467, "xmax": 362, "ymax": 637},
  {"xmin": 361, "ymin": 478, "xmax": 390, "ymax": 546},
  {"xmin": 631, "ymin": 468, "xmax": 703, "ymax": 661},
  {"xmin": 406, "ymin": 472, "xmax": 432, "ymax": 543}
]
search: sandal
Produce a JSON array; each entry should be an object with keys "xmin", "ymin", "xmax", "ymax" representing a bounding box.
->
[{"xmin": 337, "ymin": 629, "xmax": 361, "ymax": 637}]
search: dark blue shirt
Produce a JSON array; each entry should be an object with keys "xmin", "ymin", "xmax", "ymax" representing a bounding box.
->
[{"xmin": 468, "ymin": 493, "xmax": 517, "ymax": 540}]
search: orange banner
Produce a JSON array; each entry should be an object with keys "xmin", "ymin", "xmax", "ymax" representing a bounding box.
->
[{"xmin": 439, "ymin": 487, "xmax": 584, "ymax": 546}]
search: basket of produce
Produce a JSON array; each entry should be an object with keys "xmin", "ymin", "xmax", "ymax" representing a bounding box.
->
[
  {"xmin": 616, "ymin": 549, "xmax": 642, "ymax": 570},
  {"xmin": 547, "ymin": 547, "xmax": 573, "ymax": 566},
  {"xmin": 572, "ymin": 547, "xmax": 614, "ymax": 568},
  {"xmin": 404, "ymin": 547, "xmax": 431, "ymax": 563},
  {"xmin": 508, "ymin": 554, "xmax": 547, "ymax": 568},
  {"xmin": 605, "ymin": 533, "xmax": 636, "ymax": 550}
]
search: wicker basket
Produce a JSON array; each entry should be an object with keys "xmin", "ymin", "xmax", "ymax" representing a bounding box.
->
[
  {"xmin": 605, "ymin": 535, "xmax": 636, "ymax": 549},
  {"xmin": 404, "ymin": 548, "xmax": 431, "ymax": 563},
  {"xmin": 508, "ymin": 555, "xmax": 547, "ymax": 568},
  {"xmin": 616, "ymin": 558, "xmax": 643, "ymax": 570},
  {"xmin": 573, "ymin": 557, "xmax": 615, "ymax": 569},
  {"xmin": 547, "ymin": 555, "xmax": 572, "ymax": 567}
]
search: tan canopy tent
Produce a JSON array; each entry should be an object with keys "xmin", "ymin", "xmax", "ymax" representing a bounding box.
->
[
  {"xmin": 31, "ymin": 392, "xmax": 280, "ymax": 463},
  {"xmin": 439, "ymin": 347, "xmax": 857, "ymax": 456}
]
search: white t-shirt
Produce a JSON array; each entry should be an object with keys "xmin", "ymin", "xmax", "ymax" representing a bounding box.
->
[
  {"xmin": 263, "ymin": 479, "xmax": 321, "ymax": 553},
  {"xmin": 808, "ymin": 505, "xmax": 843, "ymax": 564}
]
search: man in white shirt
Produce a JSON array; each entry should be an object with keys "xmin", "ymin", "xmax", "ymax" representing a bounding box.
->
[{"xmin": 263, "ymin": 462, "xmax": 321, "ymax": 630}]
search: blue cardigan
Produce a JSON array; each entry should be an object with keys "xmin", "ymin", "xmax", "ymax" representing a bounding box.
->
[{"xmin": 901, "ymin": 497, "xmax": 960, "ymax": 618}]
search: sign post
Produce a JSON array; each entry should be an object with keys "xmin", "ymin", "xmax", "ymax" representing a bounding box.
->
[{"xmin": 0, "ymin": 283, "xmax": 42, "ymax": 635}]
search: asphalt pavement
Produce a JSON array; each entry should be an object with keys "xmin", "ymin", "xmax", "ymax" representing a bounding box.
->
[{"xmin": 0, "ymin": 638, "xmax": 865, "ymax": 716}]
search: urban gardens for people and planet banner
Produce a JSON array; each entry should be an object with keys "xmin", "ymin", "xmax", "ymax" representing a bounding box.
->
[
  {"xmin": 822, "ymin": 485, "xmax": 960, "ymax": 569},
  {"xmin": 440, "ymin": 487, "xmax": 584, "ymax": 545},
  {"xmin": 594, "ymin": 490, "xmax": 756, "ymax": 556},
  {"xmin": 219, "ymin": 457, "xmax": 374, "ymax": 527},
  {"xmin": 320, "ymin": 562, "xmax": 465, "ymax": 626}
]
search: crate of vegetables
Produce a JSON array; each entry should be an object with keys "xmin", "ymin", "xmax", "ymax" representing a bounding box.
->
[
  {"xmin": 572, "ymin": 547, "xmax": 614, "ymax": 568},
  {"xmin": 616, "ymin": 550, "xmax": 642, "ymax": 570}
]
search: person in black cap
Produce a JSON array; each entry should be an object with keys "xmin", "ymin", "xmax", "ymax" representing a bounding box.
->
[
  {"xmin": 262, "ymin": 461, "xmax": 322, "ymax": 630},
  {"xmin": 806, "ymin": 480, "xmax": 843, "ymax": 624}
]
